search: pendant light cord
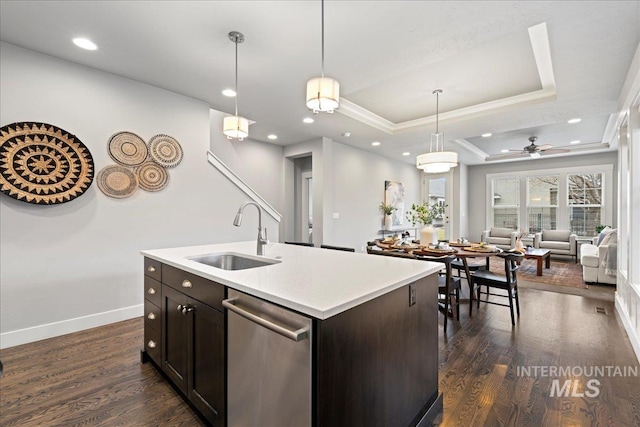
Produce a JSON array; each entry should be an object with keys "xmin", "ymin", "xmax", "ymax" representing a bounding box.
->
[
  {"xmin": 321, "ymin": 0, "xmax": 325, "ymax": 78},
  {"xmin": 234, "ymin": 39, "xmax": 239, "ymax": 116},
  {"xmin": 435, "ymin": 91, "xmax": 439, "ymax": 134}
]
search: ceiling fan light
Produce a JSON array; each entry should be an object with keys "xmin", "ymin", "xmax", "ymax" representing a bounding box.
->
[
  {"xmin": 223, "ymin": 115, "xmax": 249, "ymax": 140},
  {"xmin": 530, "ymin": 152, "xmax": 541, "ymax": 159},
  {"xmin": 306, "ymin": 77, "xmax": 340, "ymax": 113}
]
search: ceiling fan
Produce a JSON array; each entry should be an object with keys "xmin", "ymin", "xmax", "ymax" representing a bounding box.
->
[{"xmin": 497, "ymin": 136, "xmax": 571, "ymax": 159}]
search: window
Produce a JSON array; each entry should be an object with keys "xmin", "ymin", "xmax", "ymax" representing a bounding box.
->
[
  {"xmin": 492, "ymin": 177, "xmax": 519, "ymax": 230},
  {"xmin": 567, "ymin": 173, "xmax": 602, "ymax": 236},
  {"xmin": 486, "ymin": 165, "xmax": 612, "ymax": 237},
  {"xmin": 527, "ymin": 176, "xmax": 558, "ymax": 233}
]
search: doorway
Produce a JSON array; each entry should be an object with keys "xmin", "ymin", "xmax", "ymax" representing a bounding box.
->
[
  {"xmin": 300, "ymin": 171, "xmax": 313, "ymax": 244},
  {"xmin": 422, "ymin": 173, "xmax": 451, "ymax": 241}
]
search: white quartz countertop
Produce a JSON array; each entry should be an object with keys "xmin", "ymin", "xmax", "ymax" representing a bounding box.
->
[{"xmin": 141, "ymin": 241, "xmax": 441, "ymax": 320}]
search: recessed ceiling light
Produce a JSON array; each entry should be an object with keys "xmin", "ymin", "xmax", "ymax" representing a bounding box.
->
[
  {"xmin": 570, "ymin": 140, "xmax": 581, "ymax": 145},
  {"xmin": 482, "ymin": 133, "xmax": 492, "ymax": 138},
  {"xmin": 267, "ymin": 134, "xmax": 278, "ymax": 140},
  {"xmin": 371, "ymin": 141, "xmax": 381, "ymax": 146},
  {"xmin": 72, "ymin": 37, "xmax": 97, "ymax": 50},
  {"xmin": 222, "ymin": 89, "xmax": 236, "ymax": 97},
  {"xmin": 402, "ymin": 152, "xmax": 410, "ymax": 156},
  {"xmin": 501, "ymin": 149, "xmax": 509, "ymax": 153},
  {"xmin": 303, "ymin": 117, "xmax": 314, "ymax": 124},
  {"xmin": 568, "ymin": 118, "xmax": 581, "ymax": 124},
  {"xmin": 342, "ymin": 132, "xmax": 351, "ymax": 137}
]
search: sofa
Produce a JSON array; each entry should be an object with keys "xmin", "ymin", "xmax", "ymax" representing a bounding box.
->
[
  {"xmin": 580, "ymin": 230, "xmax": 617, "ymax": 285},
  {"xmin": 481, "ymin": 227, "xmax": 518, "ymax": 250},
  {"xmin": 533, "ymin": 229, "xmax": 577, "ymax": 261}
]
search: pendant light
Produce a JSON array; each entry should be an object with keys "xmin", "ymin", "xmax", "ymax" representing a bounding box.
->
[
  {"xmin": 416, "ymin": 89, "xmax": 458, "ymax": 173},
  {"xmin": 223, "ymin": 31, "xmax": 249, "ymax": 140},
  {"xmin": 306, "ymin": 0, "xmax": 340, "ymax": 113}
]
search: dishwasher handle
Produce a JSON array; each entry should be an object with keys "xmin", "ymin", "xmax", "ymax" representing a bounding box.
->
[{"xmin": 223, "ymin": 299, "xmax": 309, "ymax": 342}]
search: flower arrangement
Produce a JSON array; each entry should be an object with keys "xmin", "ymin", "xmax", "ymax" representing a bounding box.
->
[
  {"xmin": 406, "ymin": 202, "xmax": 446, "ymax": 226},
  {"xmin": 379, "ymin": 201, "xmax": 396, "ymax": 216}
]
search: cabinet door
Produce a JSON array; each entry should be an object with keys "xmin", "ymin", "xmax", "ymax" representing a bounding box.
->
[
  {"xmin": 189, "ymin": 300, "xmax": 225, "ymax": 426},
  {"xmin": 162, "ymin": 284, "xmax": 188, "ymax": 393}
]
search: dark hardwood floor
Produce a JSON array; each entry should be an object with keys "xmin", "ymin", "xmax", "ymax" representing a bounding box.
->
[{"xmin": 1, "ymin": 287, "xmax": 638, "ymax": 426}]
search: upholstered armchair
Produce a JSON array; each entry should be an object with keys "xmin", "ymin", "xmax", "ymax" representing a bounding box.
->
[
  {"xmin": 481, "ymin": 227, "xmax": 518, "ymax": 250},
  {"xmin": 580, "ymin": 230, "xmax": 617, "ymax": 285},
  {"xmin": 533, "ymin": 229, "xmax": 577, "ymax": 261}
]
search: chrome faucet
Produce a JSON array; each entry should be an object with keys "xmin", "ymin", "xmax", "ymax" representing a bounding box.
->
[{"xmin": 233, "ymin": 201, "xmax": 268, "ymax": 255}]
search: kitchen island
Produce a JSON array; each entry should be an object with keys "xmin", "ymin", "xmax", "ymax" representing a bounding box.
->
[{"xmin": 141, "ymin": 241, "xmax": 443, "ymax": 427}]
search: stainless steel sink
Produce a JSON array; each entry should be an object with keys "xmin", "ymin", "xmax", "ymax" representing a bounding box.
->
[{"xmin": 188, "ymin": 252, "xmax": 280, "ymax": 271}]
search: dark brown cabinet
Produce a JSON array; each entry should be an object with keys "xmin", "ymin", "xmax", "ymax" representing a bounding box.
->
[
  {"xmin": 143, "ymin": 255, "xmax": 441, "ymax": 427},
  {"xmin": 142, "ymin": 258, "xmax": 225, "ymax": 427},
  {"xmin": 143, "ymin": 259, "xmax": 162, "ymax": 366}
]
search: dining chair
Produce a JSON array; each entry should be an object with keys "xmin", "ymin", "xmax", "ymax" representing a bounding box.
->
[
  {"xmin": 284, "ymin": 241, "xmax": 315, "ymax": 247},
  {"xmin": 451, "ymin": 257, "xmax": 486, "ymax": 287},
  {"xmin": 471, "ymin": 252, "xmax": 524, "ymax": 326},
  {"xmin": 320, "ymin": 244, "xmax": 355, "ymax": 252},
  {"xmin": 414, "ymin": 254, "xmax": 461, "ymax": 332}
]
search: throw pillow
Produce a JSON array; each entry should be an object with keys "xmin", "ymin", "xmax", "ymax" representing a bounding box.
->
[
  {"xmin": 597, "ymin": 226, "xmax": 613, "ymax": 245},
  {"xmin": 600, "ymin": 229, "xmax": 617, "ymax": 246}
]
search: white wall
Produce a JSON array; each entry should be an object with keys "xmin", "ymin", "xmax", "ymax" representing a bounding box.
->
[
  {"xmin": 325, "ymin": 140, "xmax": 422, "ymax": 252},
  {"xmin": 209, "ymin": 111, "xmax": 284, "ymax": 214},
  {"xmin": 283, "ymin": 138, "xmax": 422, "ymax": 251},
  {"xmin": 467, "ymin": 152, "xmax": 618, "ymax": 241},
  {"xmin": 0, "ymin": 43, "xmax": 263, "ymax": 347},
  {"xmin": 614, "ymin": 41, "xmax": 640, "ymax": 362}
]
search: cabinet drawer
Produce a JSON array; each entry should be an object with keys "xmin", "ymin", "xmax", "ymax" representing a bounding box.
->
[
  {"xmin": 144, "ymin": 300, "xmax": 162, "ymax": 333},
  {"xmin": 144, "ymin": 276, "xmax": 162, "ymax": 307},
  {"xmin": 162, "ymin": 264, "xmax": 224, "ymax": 312},
  {"xmin": 144, "ymin": 257, "xmax": 162, "ymax": 282},
  {"xmin": 144, "ymin": 324, "xmax": 161, "ymax": 366}
]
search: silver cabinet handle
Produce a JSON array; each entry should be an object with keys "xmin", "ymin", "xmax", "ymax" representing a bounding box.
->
[
  {"xmin": 181, "ymin": 280, "xmax": 192, "ymax": 288},
  {"xmin": 223, "ymin": 299, "xmax": 309, "ymax": 342},
  {"xmin": 147, "ymin": 287, "xmax": 156, "ymax": 295},
  {"xmin": 147, "ymin": 265, "xmax": 156, "ymax": 273},
  {"xmin": 147, "ymin": 312, "xmax": 156, "ymax": 320},
  {"xmin": 177, "ymin": 304, "xmax": 183, "ymax": 311},
  {"xmin": 148, "ymin": 340, "xmax": 156, "ymax": 349}
]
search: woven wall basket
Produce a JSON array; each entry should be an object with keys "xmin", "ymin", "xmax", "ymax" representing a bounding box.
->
[
  {"xmin": 108, "ymin": 131, "xmax": 148, "ymax": 166},
  {"xmin": 96, "ymin": 165, "xmax": 138, "ymax": 198},
  {"xmin": 0, "ymin": 122, "xmax": 94, "ymax": 205},
  {"xmin": 135, "ymin": 161, "xmax": 169, "ymax": 192},
  {"xmin": 148, "ymin": 134, "xmax": 183, "ymax": 168}
]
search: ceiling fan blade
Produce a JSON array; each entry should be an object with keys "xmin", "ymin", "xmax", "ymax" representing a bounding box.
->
[
  {"xmin": 487, "ymin": 152, "xmax": 527, "ymax": 160},
  {"xmin": 541, "ymin": 148, "xmax": 571, "ymax": 154},
  {"xmin": 537, "ymin": 144, "xmax": 554, "ymax": 151}
]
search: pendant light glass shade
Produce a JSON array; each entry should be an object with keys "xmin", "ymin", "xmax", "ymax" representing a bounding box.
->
[
  {"xmin": 223, "ymin": 115, "xmax": 249, "ymax": 140},
  {"xmin": 306, "ymin": 76, "xmax": 340, "ymax": 113},
  {"xmin": 416, "ymin": 89, "xmax": 458, "ymax": 173},
  {"xmin": 306, "ymin": 0, "xmax": 340, "ymax": 113},
  {"xmin": 223, "ymin": 31, "xmax": 249, "ymax": 141}
]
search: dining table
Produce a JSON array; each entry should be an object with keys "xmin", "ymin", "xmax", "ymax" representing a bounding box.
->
[{"xmin": 367, "ymin": 240, "xmax": 505, "ymax": 316}]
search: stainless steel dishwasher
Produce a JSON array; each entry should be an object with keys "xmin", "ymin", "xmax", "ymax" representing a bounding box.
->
[{"xmin": 223, "ymin": 289, "xmax": 312, "ymax": 427}]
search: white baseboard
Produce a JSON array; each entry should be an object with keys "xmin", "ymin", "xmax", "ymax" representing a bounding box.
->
[
  {"xmin": 615, "ymin": 293, "xmax": 640, "ymax": 364},
  {"xmin": 0, "ymin": 304, "xmax": 143, "ymax": 349}
]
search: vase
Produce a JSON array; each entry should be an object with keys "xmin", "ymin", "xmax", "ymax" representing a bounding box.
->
[
  {"xmin": 384, "ymin": 215, "xmax": 392, "ymax": 230},
  {"xmin": 420, "ymin": 224, "xmax": 438, "ymax": 246}
]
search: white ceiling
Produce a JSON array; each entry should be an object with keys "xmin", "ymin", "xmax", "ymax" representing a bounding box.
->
[{"xmin": 1, "ymin": 1, "xmax": 639, "ymax": 166}]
